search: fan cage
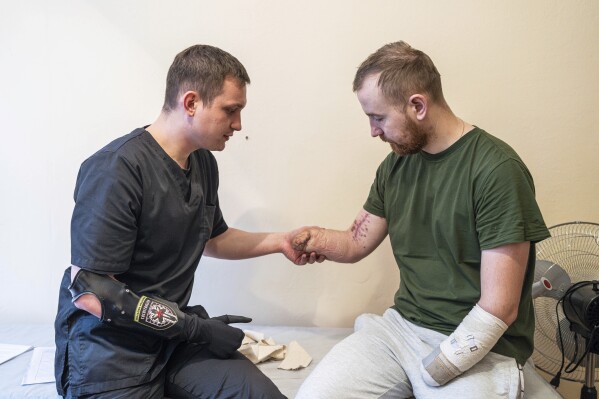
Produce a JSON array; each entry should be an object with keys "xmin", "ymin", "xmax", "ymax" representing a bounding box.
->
[{"xmin": 532, "ymin": 221, "xmax": 599, "ymax": 383}]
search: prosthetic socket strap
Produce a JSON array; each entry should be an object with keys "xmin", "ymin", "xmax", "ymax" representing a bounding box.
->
[
  {"xmin": 421, "ymin": 304, "xmax": 508, "ymax": 386},
  {"xmin": 69, "ymin": 269, "xmax": 189, "ymax": 340}
]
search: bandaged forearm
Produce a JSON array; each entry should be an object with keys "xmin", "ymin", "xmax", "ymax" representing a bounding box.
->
[{"xmin": 420, "ymin": 304, "xmax": 508, "ymax": 386}]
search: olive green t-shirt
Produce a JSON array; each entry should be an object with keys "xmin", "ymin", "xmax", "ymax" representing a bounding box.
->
[{"xmin": 364, "ymin": 127, "xmax": 549, "ymax": 365}]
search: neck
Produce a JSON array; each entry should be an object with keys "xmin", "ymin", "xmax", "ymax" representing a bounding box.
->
[
  {"xmin": 146, "ymin": 112, "xmax": 192, "ymax": 169},
  {"xmin": 423, "ymin": 107, "xmax": 472, "ymax": 154}
]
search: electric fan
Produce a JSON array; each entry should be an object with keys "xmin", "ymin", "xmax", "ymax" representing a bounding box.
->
[{"xmin": 532, "ymin": 221, "xmax": 599, "ymax": 399}]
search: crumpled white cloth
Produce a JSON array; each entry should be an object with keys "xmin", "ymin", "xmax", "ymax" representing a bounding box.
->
[{"xmin": 238, "ymin": 329, "xmax": 312, "ymax": 370}]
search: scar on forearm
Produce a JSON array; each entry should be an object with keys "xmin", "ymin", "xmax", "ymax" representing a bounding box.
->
[{"xmin": 351, "ymin": 214, "xmax": 370, "ymax": 242}]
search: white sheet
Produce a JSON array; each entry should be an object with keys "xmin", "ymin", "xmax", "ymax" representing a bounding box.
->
[
  {"xmin": 0, "ymin": 343, "xmax": 32, "ymax": 365},
  {"xmin": 21, "ymin": 347, "xmax": 56, "ymax": 385},
  {"xmin": 0, "ymin": 324, "xmax": 60, "ymax": 399}
]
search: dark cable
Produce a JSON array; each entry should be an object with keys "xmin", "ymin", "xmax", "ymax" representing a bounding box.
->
[
  {"xmin": 550, "ymin": 280, "xmax": 595, "ymax": 388},
  {"xmin": 565, "ymin": 325, "xmax": 599, "ymax": 374},
  {"xmin": 551, "ymin": 295, "xmax": 565, "ymax": 387},
  {"xmin": 565, "ymin": 332, "xmax": 580, "ymax": 372}
]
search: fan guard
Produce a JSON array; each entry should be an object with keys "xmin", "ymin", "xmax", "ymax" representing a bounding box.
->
[{"xmin": 532, "ymin": 221, "xmax": 599, "ymax": 383}]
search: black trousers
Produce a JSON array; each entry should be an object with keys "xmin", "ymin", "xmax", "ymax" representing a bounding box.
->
[{"xmin": 65, "ymin": 343, "xmax": 286, "ymax": 399}]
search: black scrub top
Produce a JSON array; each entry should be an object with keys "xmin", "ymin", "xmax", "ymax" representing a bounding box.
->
[{"xmin": 54, "ymin": 128, "xmax": 228, "ymax": 396}]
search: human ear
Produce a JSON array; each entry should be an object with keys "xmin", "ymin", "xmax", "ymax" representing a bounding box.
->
[
  {"xmin": 408, "ymin": 94, "xmax": 427, "ymax": 121},
  {"xmin": 182, "ymin": 91, "xmax": 200, "ymax": 116}
]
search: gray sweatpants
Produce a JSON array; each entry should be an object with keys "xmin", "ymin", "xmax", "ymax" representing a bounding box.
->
[{"xmin": 297, "ymin": 308, "xmax": 561, "ymax": 399}]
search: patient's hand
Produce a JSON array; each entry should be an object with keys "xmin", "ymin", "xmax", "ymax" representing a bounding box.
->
[
  {"xmin": 285, "ymin": 227, "xmax": 326, "ymax": 265},
  {"xmin": 291, "ymin": 227, "xmax": 328, "ymax": 252},
  {"xmin": 292, "ymin": 230, "xmax": 311, "ymax": 252}
]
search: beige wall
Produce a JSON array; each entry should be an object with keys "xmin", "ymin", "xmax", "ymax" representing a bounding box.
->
[{"xmin": 1, "ymin": 1, "xmax": 597, "ymax": 397}]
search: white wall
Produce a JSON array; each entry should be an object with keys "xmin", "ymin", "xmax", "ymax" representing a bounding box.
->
[
  {"xmin": 2, "ymin": 0, "xmax": 598, "ymax": 324},
  {"xmin": 1, "ymin": 2, "xmax": 598, "ymax": 394}
]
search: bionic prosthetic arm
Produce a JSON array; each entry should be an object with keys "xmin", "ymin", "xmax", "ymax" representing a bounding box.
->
[
  {"xmin": 420, "ymin": 304, "xmax": 508, "ymax": 386},
  {"xmin": 69, "ymin": 268, "xmax": 249, "ymax": 358}
]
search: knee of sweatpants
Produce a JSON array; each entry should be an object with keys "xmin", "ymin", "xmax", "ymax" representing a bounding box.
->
[
  {"xmin": 354, "ymin": 312, "xmax": 384, "ymax": 332},
  {"xmin": 354, "ymin": 313, "xmax": 390, "ymax": 334}
]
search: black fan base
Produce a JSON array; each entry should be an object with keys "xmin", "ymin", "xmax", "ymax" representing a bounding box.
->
[{"xmin": 580, "ymin": 385, "xmax": 597, "ymax": 399}]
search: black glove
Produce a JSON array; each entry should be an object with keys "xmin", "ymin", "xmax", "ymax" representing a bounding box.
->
[
  {"xmin": 211, "ymin": 314, "xmax": 252, "ymax": 324},
  {"xmin": 183, "ymin": 304, "xmax": 210, "ymax": 319},
  {"xmin": 183, "ymin": 305, "xmax": 252, "ymax": 325},
  {"xmin": 182, "ymin": 306, "xmax": 252, "ymax": 358}
]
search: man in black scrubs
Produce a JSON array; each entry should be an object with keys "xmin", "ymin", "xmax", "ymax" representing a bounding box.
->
[{"xmin": 54, "ymin": 45, "xmax": 317, "ymax": 398}]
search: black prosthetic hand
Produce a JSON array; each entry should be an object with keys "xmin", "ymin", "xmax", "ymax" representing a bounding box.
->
[
  {"xmin": 182, "ymin": 304, "xmax": 252, "ymax": 358},
  {"xmin": 183, "ymin": 304, "xmax": 210, "ymax": 319},
  {"xmin": 69, "ymin": 269, "xmax": 250, "ymax": 357}
]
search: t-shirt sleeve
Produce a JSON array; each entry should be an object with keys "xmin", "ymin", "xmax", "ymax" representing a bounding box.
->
[
  {"xmin": 363, "ymin": 155, "xmax": 392, "ymax": 218},
  {"xmin": 70, "ymin": 151, "xmax": 142, "ymax": 274},
  {"xmin": 204, "ymin": 152, "xmax": 228, "ymax": 239},
  {"xmin": 210, "ymin": 198, "xmax": 228, "ymax": 239},
  {"xmin": 475, "ymin": 158, "xmax": 549, "ymax": 249}
]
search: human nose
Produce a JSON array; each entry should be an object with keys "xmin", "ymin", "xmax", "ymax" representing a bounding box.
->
[
  {"xmin": 231, "ymin": 113, "xmax": 242, "ymax": 131},
  {"xmin": 370, "ymin": 122, "xmax": 382, "ymax": 138}
]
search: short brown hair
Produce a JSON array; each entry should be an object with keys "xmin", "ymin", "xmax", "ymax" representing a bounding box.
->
[
  {"xmin": 162, "ymin": 45, "xmax": 250, "ymax": 111},
  {"xmin": 353, "ymin": 41, "xmax": 443, "ymax": 106}
]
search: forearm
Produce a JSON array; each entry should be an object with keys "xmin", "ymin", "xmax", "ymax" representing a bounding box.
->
[
  {"xmin": 71, "ymin": 265, "xmax": 107, "ymax": 318},
  {"xmin": 292, "ymin": 209, "xmax": 388, "ymax": 263},
  {"xmin": 292, "ymin": 227, "xmax": 364, "ymax": 263},
  {"xmin": 204, "ymin": 228, "xmax": 284, "ymax": 260}
]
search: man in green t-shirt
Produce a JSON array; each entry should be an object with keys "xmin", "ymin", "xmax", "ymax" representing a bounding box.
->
[{"xmin": 293, "ymin": 41, "xmax": 556, "ymax": 398}]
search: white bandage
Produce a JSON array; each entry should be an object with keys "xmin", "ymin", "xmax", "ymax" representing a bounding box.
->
[{"xmin": 420, "ymin": 304, "xmax": 508, "ymax": 386}]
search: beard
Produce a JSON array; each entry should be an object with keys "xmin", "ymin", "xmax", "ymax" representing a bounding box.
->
[{"xmin": 386, "ymin": 116, "xmax": 429, "ymax": 156}]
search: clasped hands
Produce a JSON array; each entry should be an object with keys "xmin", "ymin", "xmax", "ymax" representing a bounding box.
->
[{"xmin": 285, "ymin": 226, "xmax": 327, "ymax": 265}]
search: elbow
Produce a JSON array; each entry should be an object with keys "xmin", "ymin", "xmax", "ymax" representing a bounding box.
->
[
  {"xmin": 497, "ymin": 300, "xmax": 520, "ymax": 326},
  {"xmin": 203, "ymin": 241, "xmax": 219, "ymax": 258},
  {"xmin": 345, "ymin": 252, "xmax": 367, "ymax": 264},
  {"xmin": 325, "ymin": 242, "xmax": 365, "ymax": 263},
  {"xmin": 498, "ymin": 312, "xmax": 518, "ymax": 327},
  {"xmin": 347, "ymin": 240, "xmax": 374, "ymax": 264},
  {"xmin": 477, "ymin": 300, "xmax": 518, "ymax": 327},
  {"xmin": 503, "ymin": 307, "xmax": 519, "ymax": 327},
  {"xmin": 340, "ymin": 234, "xmax": 370, "ymax": 264}
]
